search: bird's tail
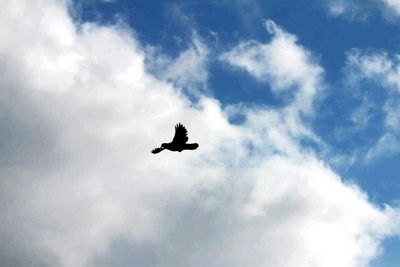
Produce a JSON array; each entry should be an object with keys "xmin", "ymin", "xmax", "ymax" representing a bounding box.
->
[
  {"xmin": 151, "ymin": 147, "xmax": 164, "ymax": 154},
  {"xmin": 184, "ymin": 143, "xmax": 199, "ymax": 150}
]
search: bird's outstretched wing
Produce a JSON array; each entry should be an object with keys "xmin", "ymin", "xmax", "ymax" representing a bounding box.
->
[
  {"xmin": 151, "ymin": 147, "xmax": 164, "ymax": 154},
  {"xmin": 172, "ymin": 123, "xmax": 188, "ymax": 144}
]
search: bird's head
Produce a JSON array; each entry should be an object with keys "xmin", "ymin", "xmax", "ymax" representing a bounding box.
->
[{"xmin": 161, "ymin": 143, "xmax": 167, "ymax": 148}]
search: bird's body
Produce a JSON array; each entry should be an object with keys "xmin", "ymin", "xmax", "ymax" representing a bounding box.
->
[
  {"xmin": 161, "ymin": 142, "xmax": 199, "ymax": 152},
  {"xmin": 152, "ymin": 123, "xmax": 199, "ymax": 154}
]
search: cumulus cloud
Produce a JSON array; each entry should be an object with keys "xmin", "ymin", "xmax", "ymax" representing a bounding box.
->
[{"xmin": 0, "ymin": 1, "xmax": 399, "ymax": 267}]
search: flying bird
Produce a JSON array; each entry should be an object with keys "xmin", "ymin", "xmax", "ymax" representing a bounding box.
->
[{"xmin": 151, "ymin": 123, "xmax": 199, "ymax": 154}]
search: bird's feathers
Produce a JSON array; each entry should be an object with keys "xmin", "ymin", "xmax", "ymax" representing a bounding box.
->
[{"xmin": 172, "ymin": 123, "xmax": 188, "ymax": 144}]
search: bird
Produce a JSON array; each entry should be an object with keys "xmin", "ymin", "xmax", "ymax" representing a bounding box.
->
[{"xmin": 151, "ymin": 123, "xmax": 199, "ymax": 154}]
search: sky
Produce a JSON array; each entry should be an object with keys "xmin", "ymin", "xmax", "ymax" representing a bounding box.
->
[{"xmin": 1, "ymin": 0, "xmax": 400, "ymax": 266}]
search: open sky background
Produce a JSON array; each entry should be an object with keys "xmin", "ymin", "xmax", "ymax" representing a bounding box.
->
[{"xmin": 2, "ymin": 0, "xmax": 400, "ymax": 266}]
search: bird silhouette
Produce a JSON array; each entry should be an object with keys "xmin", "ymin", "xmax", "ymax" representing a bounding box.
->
[{"xmin": 151, "ymin": 123, "xmax": 199, "ymax": 154}]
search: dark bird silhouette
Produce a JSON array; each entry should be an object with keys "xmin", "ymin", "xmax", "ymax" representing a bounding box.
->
[{"xmin": 151, "ymin": 123, "xmax": 199, "ymax": 154}]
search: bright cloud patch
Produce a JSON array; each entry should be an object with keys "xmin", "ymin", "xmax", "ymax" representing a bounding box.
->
[
  {"xmin": 220, "ymin": 20, "xmax": 323, "ymax": 114},
  {"xmin": 0, "ymin": 1, "xmax": 399, "ymax": 267},
  {"xmin": 383, "ymin": 0, "xmax": 400, "ymax": 15}
]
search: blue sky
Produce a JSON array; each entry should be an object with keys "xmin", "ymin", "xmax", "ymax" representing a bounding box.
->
[{"xmin": 1, "ymin": 0, "xmax": 400, "ymax": 266}]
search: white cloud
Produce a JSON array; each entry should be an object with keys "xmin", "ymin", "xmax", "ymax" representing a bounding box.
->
[
  {"xmin": 0, "ymin": 1, "xmax": 399, "ymax": 267},
  {"xmin": 220, "ymin": 20, "xmax": 324, "ymax": 114},
  {"xmin": 345, "ymin": 49, "xmax": 394, "ymax": 85}
]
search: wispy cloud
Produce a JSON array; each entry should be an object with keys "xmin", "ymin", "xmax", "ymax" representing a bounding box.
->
[
  {"xmin": 146, "ymin": 33, "xmax": 209, "ymax": 95},
  {"xmin": 344, "ymin": 49, "xmax": 400, "ymax": 161},
  {"xmin": 324, "ymin": 0, "xmax": 400, "ymax": 20}
]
